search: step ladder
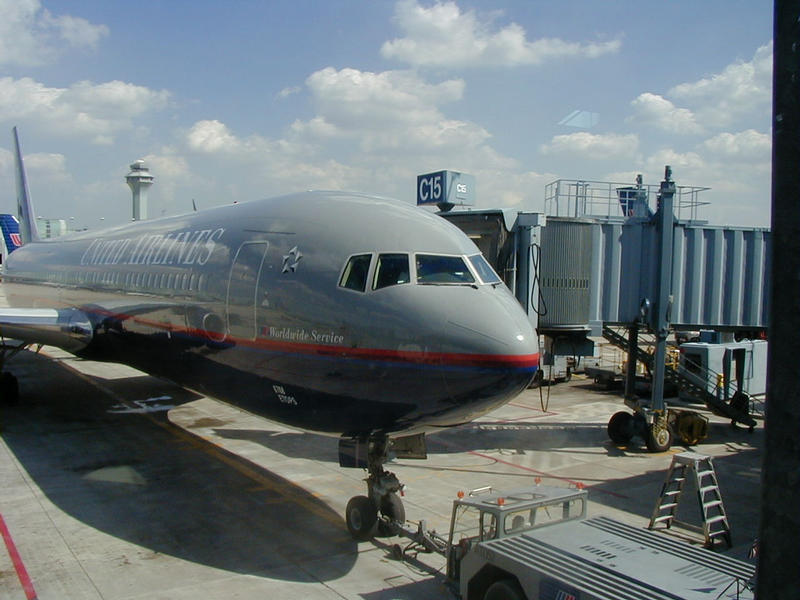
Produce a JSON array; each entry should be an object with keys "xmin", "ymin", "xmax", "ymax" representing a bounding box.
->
[{"xmin": 649, "ymin": 451, "xmax": 732, "ymax": 548}]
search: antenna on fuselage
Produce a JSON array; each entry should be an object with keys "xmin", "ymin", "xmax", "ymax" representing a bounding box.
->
[{"xmin": 12, "ymin": 127, "xmax": 40, "ymax": 244}]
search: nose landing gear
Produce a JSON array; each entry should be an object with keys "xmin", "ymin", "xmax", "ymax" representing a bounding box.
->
[{"xmin": 344, "ymin": 435, "xmax": 406, "ymax": 540}]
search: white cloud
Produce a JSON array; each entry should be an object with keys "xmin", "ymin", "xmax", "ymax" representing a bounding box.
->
[
  {"xmin": 0, "ymin": 77, "xmax": 170, "ymax": 144},
  {"xmin": 305, "ymin": 67, "xmax": 464, "ymax": 128},
  {"xmin": 643, "ymin": 148, "xmax": 706, "ymax": 175},
  {"xmin": 701, "ymin": 129, "xmax": 771, "ymax": 161},
  {"xmin": 290, "ymin": 116, "xmax": 340, "ymax": 139},
  {"xmin": 0, "ymin": 149, "xmax": 73, "ymax": 218},
  {"xmin": 289, "ymin": 67, "xmax": 491, "ymax": 156},
  {"xmin": 0, "ymin": 0, "xmax": 109, "ymax": 66},
  {"xmin": 277, "ymin": 86, "xmax": 301, "ymax": 99},
  {"xmin": 381, "ymin": 0, "xmax": 620, "ymax": 67},
  {"xmin": 143, "ymin": 151, "xmax": 189, "ymax": 179},
  {"xmin": 540, "ymin": 132, "xmax": 639, "ymax": 159},
  {"xmin": 187, "ymin": 120, "xmax": 242, "ymax": 154},
  {"xmin": 669, "ymin": 42, "xmax": 772, "ymax": 129},
  {"xmin": 629, "ymin": 93, "xmax": 704, "ymax": 135}
]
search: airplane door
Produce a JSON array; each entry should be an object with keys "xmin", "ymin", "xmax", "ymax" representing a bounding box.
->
[{"xmin": 227, "ymin": 241, "xmax": 270, "ymax": 341}]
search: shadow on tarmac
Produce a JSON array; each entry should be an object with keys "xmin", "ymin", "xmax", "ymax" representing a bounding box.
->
[{"xmin": 1, "ymin": 350, "xmax": 357, "ymax": 580}]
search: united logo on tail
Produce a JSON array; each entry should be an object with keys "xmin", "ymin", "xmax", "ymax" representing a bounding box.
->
[{"xmin": 0, "ymin": 214, "xmax": 23, "ymax": 254}]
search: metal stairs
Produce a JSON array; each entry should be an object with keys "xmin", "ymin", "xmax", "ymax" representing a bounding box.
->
[
  {"xmin": 649, "ymin": 452, "xmax": 732, "ymax": 548},
  {"xmin": 601, "ymin": 326, "xmax": 756, "ymax": 428}
]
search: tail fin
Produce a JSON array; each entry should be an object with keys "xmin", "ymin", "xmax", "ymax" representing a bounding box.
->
[
  {"xmin": 0, "ymin": 214, "xmax": 23, "ymax": 253},
  {"xmin": 12, "ymin": 127, "xmax": 40, "ymax": 243}
]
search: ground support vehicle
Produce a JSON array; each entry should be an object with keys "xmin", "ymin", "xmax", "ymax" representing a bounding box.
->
[{"xmin": 380, "ymin": 484, "xmax": 755, "ymax": 600}]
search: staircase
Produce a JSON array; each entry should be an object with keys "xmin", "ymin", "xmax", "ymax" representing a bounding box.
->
[
  {"xmin": 649, "ymin": 452, "xmax": 732, "ymax": 548},
  {"xmin": 601, "ymin": 326, "xmax": 756, "ymax": 428}
]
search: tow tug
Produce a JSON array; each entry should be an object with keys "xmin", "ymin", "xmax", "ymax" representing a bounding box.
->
[{"xmin": 366, "ymin": 483, "xmax": 755, "ymax": 600}]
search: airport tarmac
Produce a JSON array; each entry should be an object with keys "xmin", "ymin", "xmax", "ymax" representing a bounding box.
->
[{"xmin": 0, "ymin": 346, "xmax": 762, "ymax": 599}]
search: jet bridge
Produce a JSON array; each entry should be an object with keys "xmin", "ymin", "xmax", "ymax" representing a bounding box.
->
[{"xmin": 439, "ymin": 168, "xmax": 770, "ymax": 452}]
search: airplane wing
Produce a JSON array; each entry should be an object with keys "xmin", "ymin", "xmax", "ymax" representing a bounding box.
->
[{"xmin": 0, "ymin": 307, "xmax": 93, "ymax": 353}]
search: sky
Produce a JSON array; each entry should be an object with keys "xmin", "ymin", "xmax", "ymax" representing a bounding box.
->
[{"xmin": 0, "ymin": 0, "xmax": 774, "ymax": 231}]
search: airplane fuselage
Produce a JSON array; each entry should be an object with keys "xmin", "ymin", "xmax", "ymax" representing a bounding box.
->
[{"xmin": 2, "ymin": 192, "xmax": 539, "ymax": 439}]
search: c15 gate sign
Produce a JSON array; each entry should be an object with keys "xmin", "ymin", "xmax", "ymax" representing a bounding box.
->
[{"xmin": 417, "ymin": 171, "xmax": 475, "ymax": 210}]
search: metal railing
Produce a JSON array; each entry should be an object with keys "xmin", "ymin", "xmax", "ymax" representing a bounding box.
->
[{"xmin": 544, "ymin": 178, "xmax": 711, "ymax": 222}]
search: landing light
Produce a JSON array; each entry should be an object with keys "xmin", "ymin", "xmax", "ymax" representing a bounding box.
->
[{"xmin": 516, "ymin": 335, "xmax": 525, "ymax": 341}]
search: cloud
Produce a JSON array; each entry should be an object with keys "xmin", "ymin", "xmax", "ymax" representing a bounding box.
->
[
  {"xmin": 669, "ymin": 42, "xmax": 772, "ymax": 129},
  {"xmin": 277, "ymin": 86, "xmax": 301, "ymax": 99},
  {"xmin": 186, "ymin": 120, "xmax": 242, "ymax": 154},
  {"xmin": 381, "ymin": 0, "xmax": 620, "ymax": 67},
  {"xmin": 0, "ymin": 0, "xmax": 109, "ymax": 66},
  {"xmin": 643, "ymin": 148, "xmax": 706, "ymax": 175},
  {"xmin": 628, "ymin": 93, "xmax": 704, "ymax": 135},
  {"xmin": 540, "ymin": 132, "xmax": 639, "ymax": 159},
  {"xmin": 290, "ymin": 67, "xmax": 491, "ymax": 155},
  {"xmin": 701, "ymin": 129, "xmax": 771, "ymax": 161},
  {"xmin": 0, "ymin": 77, "xmax": 170, "ymax": 144},
  {"xmin": 305, "ymin": 67, "xmax": 464, "ymax": 128}
]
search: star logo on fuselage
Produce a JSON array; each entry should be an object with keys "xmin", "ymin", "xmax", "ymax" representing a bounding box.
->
[{"xmin": 282, "ymin": 246, "xmax": 303, "ymax": 273}]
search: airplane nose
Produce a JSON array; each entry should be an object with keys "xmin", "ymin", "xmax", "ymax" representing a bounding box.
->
[{"xmin": 439, "ymin": 287, "xmax": 539, "ymax": 419}]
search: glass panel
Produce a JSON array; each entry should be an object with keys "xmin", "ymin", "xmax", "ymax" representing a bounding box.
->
[
  {"xmin": 416, "ymin": 254, "xmax": 475, "ymax": 284},
  {"xmin": 373, "ymin": 254, "xmax": 410, "ymax": 290},
  {"xmin": 339, "ymin": 254, "xmax": 372, "ymax": 292},
  {"xmin": 469, "ymin": 253, "xmax": 501, "ymax": 284}
]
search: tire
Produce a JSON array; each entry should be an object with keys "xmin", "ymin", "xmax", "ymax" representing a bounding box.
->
[
  {"xmin": 483, "ymin": 578, "xmax": 526, "ymax": 600},
  {"xmin": 607, "ymin": 411, "xmax": 634, "ymax": 444},
  {"xmin": 380, "ymin": 493, "xmax": 405, "ymax": 523},
  {"xmin": 646, "ymin": 423, "xmax": 673, "ymax": 453},
  {"xmin": 346, "ymin": 495, "xmax": 377, "ymax": 540}
]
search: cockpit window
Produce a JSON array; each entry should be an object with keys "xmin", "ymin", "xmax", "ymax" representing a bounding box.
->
[
  {"xmin": 416, "ymin": 254, "xmax": 475, "ymax": 285},
  {"xmin": 373, "ymin": 254, "xmax": 410, "ymax": 290},
  {"xmin": 469, "ymin": 254, "xmax": 502, "ymax": 284},
  {"xmin": 339, "ymin": 254, "xmax": 372, "ymax": 292}
]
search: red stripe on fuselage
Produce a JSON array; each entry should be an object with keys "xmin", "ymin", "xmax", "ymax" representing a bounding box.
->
[{"xmin": 92, "ymin": 307, "xmax": 540, "ymax": 370}]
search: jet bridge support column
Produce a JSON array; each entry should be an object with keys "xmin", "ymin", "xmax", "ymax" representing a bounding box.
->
[
  {"xmin": 608, "ymin": 169, "xmax": 677, "ymax": 453},
  {"xmin": 646, "ymin": 168, "xmax": 676, "ymax": 452}
]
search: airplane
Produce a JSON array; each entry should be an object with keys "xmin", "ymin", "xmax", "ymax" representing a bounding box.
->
[{"xmin": 0, "ymin": 127, "xmax": 539, "ymax": 539}]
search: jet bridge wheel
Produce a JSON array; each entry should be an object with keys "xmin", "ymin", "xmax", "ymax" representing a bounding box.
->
[
  {"xmin": 607, "ymin": 411, "xmax": 634, "ymax": 444},
  {"xmin": 646, "ymin": 421, "xmax": 673, "ymax": 453}
]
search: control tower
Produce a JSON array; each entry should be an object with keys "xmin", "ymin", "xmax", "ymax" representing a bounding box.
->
[{"xmin": 125, "ymin": 160, "xmax": 154, "ymax": 221}]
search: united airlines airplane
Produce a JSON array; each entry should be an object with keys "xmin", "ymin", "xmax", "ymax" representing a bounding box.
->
[{"xmin": 0, "ymin": 128, "xmax": 539, "ymax": 538}]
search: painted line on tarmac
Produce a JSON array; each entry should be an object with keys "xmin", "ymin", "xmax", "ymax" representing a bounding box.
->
[
  {"xmin": 430, "ymin": 433, "xmax": 628, "ymax": 499},
  {"xmin": 0, "ymin": 512, "xmax": 37, "ymax": 600},
  {"xmin": 466, "ymin": 450, "xmax": 628, "ymax": 499}
]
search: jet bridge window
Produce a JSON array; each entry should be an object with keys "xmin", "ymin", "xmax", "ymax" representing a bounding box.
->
[
  {"xmin": 373, "ymin": 254, "xmax": 410, "ymax": 290},
  {"xmin": 339, "ymin": 254, "xmax": 372, "ymax": 292},
  {"xmin": 416, "ymin": 254, "xmax": 475, "ymax": 285}
]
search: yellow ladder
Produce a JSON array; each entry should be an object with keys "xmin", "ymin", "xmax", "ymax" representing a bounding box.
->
[{"xmin": 649, "ymin": 451, "xmax": 732, "ymax": 548}]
